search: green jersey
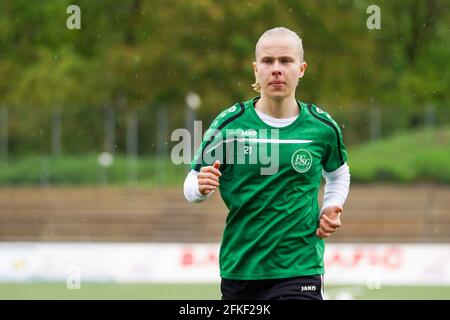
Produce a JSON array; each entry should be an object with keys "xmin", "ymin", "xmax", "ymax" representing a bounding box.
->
[{"xmin": 191, "ymin": 97, "xmax": 347, "ymax": 280}]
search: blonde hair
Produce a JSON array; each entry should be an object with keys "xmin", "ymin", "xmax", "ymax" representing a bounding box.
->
[{"xmin": 252, "ymin": 27, "xmax": 304, "ymax": 93}]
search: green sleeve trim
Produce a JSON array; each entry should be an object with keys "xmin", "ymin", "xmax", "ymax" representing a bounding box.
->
[
  {"xmin": 307, "ymin": 104, "xmax": 344, "ymax": 166},
  {"xmin": 193, "ymin": 102, "xmax": 245, "ymax": 171}
]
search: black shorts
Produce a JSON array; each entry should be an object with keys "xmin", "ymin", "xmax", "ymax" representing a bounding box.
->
[{"xmin": 221, "ymin": 275, "xmax": 323, "ymax": 300}]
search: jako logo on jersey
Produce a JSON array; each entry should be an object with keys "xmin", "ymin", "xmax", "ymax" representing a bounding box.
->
[
  {"xmin": 241, "ymin": 129, "xmax": 257, "ymax": 136},
  {"xmin": 291, "ymin": 149, "xmax": 312, "ymax": 173},
  {"xmin": 300, "ymin": 285, "xmax": 317, "ymax": 292}
]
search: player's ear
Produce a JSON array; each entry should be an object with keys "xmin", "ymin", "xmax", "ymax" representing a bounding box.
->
[
  {"xmin": 298, "ymin": 61, "xmax": 307, "ymax": 79},
  {"xmin": 252, "ymin": 61, "xmax": 257, "ymax": 75}
]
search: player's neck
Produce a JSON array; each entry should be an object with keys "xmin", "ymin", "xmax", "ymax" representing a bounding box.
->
[{"xmin": 255, "ymin": 94, "xmax": 299, "ymax": 119}]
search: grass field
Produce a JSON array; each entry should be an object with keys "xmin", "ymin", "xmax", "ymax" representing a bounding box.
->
[{"xmin": 0, "ymin": 283, "xmax": 449, "ymax": 300}]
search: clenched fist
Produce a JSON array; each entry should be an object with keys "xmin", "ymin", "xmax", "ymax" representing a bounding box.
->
[
  {"xmin": 316, "ymin": 206, "xmax": 342, "ymax": 239},
  {"xmin": 198, "ymin": 160, "xmax": 222, "ymax": 196}
]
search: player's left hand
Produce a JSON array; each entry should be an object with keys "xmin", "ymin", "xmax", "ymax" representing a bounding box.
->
[{"xmin": 316, "ymin": 206, "xmax": 342, "ymax": 239}]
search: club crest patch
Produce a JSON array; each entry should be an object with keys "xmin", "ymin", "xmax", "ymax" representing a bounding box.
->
[{"xmin": 291, "ymin": 149, "xmax": 312, "ymax": 173}]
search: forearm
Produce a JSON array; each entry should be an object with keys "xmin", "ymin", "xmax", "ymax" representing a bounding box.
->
[{"xmin": 321, "ymin": 163, "xmax": 350, "ymax": 214}]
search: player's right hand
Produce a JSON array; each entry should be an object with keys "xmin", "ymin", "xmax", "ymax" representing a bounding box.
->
[{"xmin": 198, "ymin": 160, "xmax": 222, "ymax": 196}]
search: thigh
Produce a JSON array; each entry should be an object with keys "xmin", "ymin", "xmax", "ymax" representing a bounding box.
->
[{"xmin": 264, "ymin": 275, "xmax": 324, "ymax": 300}]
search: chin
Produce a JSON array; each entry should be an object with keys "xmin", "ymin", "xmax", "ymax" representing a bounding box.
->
[{"xmin": 267, "ymin": 91, "xmax": 289, "ymax": 101}]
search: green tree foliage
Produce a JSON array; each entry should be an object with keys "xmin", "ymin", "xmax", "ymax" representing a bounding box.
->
[{"xmin": 0, "ymin": 0, "xmax": 448, "ymax": 155}]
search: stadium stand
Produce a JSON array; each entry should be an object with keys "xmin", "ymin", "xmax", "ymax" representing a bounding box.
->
[{"xmin": 0, "ymin": 185, "xmax": 448, "ymax": 242}]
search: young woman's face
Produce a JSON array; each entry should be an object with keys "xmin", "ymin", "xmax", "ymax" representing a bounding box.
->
[{"xmin": 253, "ymin": 36, "xmax": 307, "ymax": 100}]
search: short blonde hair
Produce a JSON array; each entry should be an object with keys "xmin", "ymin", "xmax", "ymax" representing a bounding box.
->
[{"xmin": 252, "ymin": 27, "xmax": 304, "ymax": 93}]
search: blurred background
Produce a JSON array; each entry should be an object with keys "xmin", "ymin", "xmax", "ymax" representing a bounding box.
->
[{"xmin": 0, "ymin": 0, "xmax": 449, "ymax": 299}]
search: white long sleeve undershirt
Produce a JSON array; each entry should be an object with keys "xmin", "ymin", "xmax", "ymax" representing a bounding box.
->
[
  {"xmin": 320, "ymin": 163, "xmax": 350, "ymax": 213},
  {"xmin": 183, "ymin": 109, "xmax": 351, "ymax": 212},
  {"xmin": 183, "ymin": 170, "xmax": 212, "ymax": 203}
]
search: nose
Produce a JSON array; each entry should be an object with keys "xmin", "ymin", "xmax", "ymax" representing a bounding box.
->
[{"xmin": 272, "ymin": 61, "xmax": 282, "ymax": 76}]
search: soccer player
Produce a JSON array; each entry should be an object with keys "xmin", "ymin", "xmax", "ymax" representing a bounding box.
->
[{"xmin": 183, "ymin": 27, "xmax": 350, "ymax": 300}]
